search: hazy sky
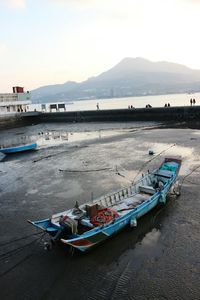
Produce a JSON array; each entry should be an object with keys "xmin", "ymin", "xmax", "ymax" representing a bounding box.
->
[{"xmin": 1, "ymin": 0, "xmax": 200, "ymax": 92}]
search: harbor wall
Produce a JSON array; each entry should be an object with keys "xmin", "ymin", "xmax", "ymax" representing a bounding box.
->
[
  {"xmin": 0, "ymin": 112, "xmax": 41, "ymax": 130},
  {"xmin": 37, "ymin": 106, "xmax": 200, "ymax": 123},
  {"xmin": 1, "ymin": 106, "xmax": 200, "ymax": 129}
]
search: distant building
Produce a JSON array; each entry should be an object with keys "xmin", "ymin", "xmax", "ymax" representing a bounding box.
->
[{"xmin": 0, "ymin": 86, "xmax": 31, "ymax": 114}]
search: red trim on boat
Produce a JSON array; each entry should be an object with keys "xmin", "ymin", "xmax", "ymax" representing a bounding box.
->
[{"xmin": 72, "ymin": 239, "xmax": 93, "ymax": 246}]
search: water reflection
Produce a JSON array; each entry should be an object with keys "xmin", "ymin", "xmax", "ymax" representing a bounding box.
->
[
  {"xmin": 0, "ymin": 135, "xmax": 35, "ymax": 149},
  {"xmin": 0, "ymin": 129, "xmax": 127, "ymax": 150},
  {"xmin": 137, "ymin": 228, "xmax": 161, "ymax": 248}
]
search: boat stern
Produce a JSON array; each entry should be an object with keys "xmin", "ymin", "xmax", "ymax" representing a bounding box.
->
[{"xmin": 27, "ymin": 218, "xmax": 58, "ymax": 234}]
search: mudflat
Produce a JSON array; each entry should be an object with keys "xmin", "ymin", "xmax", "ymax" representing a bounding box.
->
[{"xmin": 0, "ymin": 122, "xmax": 200, "ymax": 300}]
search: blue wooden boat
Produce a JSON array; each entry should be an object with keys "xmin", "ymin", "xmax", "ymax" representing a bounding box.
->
[
  {"xmin": 0, "ymin": 142, "xmax": 37, "ymax": 154},
  {"xmin": 28, "ymin": 157, "xmax": 181, "ymax": 252}
]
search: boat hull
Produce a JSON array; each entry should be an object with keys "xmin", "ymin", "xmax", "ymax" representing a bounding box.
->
[
  {"xmin": 28, "ymin": 157, "xmax": 182, "ymax": 253},
  {"xmin": 0, "ymin": 143, "xmax": 37, "ymax": 154},
  {"xmin": 62, "ymin": 161, "xmax": 179, "ymax": 252},
  {"xmin": 61, "ymin": 191, "xmax": 162, "ymax": 252}
]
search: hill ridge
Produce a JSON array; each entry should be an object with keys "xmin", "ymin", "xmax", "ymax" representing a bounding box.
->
[{"xmin": 32, "ymin": 57, "xmax": 200, "ymax": 103}]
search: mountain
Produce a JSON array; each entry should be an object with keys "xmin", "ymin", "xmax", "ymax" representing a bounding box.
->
[
  {"xmin": 31, "ymin": 58, "xmax": 200, "ymax": 103},
  {"xmin": 31, "ymin": 81, "xmax": 78, "ymax": 103}
]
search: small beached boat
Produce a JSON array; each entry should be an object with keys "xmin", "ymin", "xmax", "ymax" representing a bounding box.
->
[
  {"xmin": 0, "ymin": 142, "xmax": 37, "ymax": 154},
  {"xmin": 28, "ymin": 157, "xmax": 181, "ymax": 252}
]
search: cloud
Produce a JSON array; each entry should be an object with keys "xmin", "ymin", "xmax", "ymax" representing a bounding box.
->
[
  {"xmin": 180, "ymin": 0, "xmax": 200, "ymax": 5},
  {"xmin": 188, "ymin": 0, "xmax": 200, "ymax": 3},
  {"xmin": 4, "ymin": 0, "xmax": 26, "ymax": 9},
  {"xmin": 49, "ymin": 0, "xmax": 96, "ymax": 9},
  {"xmin": 49, "ymin": 0, "xmax": 146, "ymax": 21},
  {"xmin": 51, "ymin": 0, "xmax": 93, "ymax": 4}
]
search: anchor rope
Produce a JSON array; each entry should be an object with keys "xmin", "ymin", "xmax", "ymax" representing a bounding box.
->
[
  {"xmin": 178, "ymin": 164, "xmax": 200, "ymax": 192},
  {"xmin": 0, "ymin": 233, "xmax": 46, "ymax": 278},
  {"xmin": 115, "ymin": 143, "xmax": 176, "ymax": 184},
  {"xmin": 132, "ymin": 143, "xmax": 176, "ymax": 183},
  {"xmin": 0, "ymin": 233, "xmax": 45, "ymax": 261},
  {"xmin": 152, "ymin": 164, "xmax": 200, "ymax": 225},
  {"xmin": 0, "ymin": 231, "xmax": 43, "ymax": 247}
]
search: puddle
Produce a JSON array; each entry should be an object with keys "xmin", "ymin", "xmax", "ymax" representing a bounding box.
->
[
  {"xmin": 122, "ymin": 227, "xmax": 163, "ymax": 273},
  {"xmin": 134, "ymin": 228, "xmax": 161, "ymax": 254},
  {"xmin": 25, "ymin": 189, "xmax": 38, "ymax": 195},
  {"xmin": 0, "ymin": 135, "xmax": 35, "ymax": 149},
  {"xmin": 134, "ymin": 228, "xmax": 161, "ymax": 256},
  {"xmin": 0, "ymin": 129, "xmax": 128, "ymax": 150},
  {"xmin": 36, "ymin": 129, "xmax": 130, "ymax": 148}
]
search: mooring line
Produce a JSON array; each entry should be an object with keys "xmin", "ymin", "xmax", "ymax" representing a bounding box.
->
[
  {"xmin": 0, "ymin": 231, "xmax": 43, "ymax": 247},
  {"xmin": 132, "ymin": 143, "xmax": 176, "ymax": 183},
  {"xmin": 0, "ymin": 233, "xmax": 46, "ymax": 278},
  {"xmin": 0, "ymin": 235, "xmax": 44, "ymax": 260},
  {"xmin": 179, "ymin": 164, "xmax": 200, "ymax": 192},
  {"xmin": 59, "ymin": 167, "xmax": 111, "ymax": 173}
]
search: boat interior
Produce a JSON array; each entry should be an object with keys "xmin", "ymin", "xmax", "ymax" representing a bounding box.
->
[{"xmin": 50, "ymin": 167, "xmax": 175, "ymax": 234}]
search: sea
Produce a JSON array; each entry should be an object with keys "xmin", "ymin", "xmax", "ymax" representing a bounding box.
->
[{"xmin": 30, "ymin": 92, "xmax": 200, "ymax": 112}]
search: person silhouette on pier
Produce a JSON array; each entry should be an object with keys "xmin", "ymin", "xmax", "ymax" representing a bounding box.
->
[
  {"xmin": 190, "ymin": 98, "xmax": 193, "ymax": 106},
  {"xmin": 96, "ymin": 103, "xmax": 100, "ymax": 110}
]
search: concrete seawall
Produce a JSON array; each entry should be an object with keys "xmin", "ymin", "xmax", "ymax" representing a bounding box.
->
[
  {"xmin": 37, "ymin": 105, "xmax": 200, "ymax": 123},
  {"xmin": 1, "ymin": 106, "xmax": 200, "ymax": 129},
  {"xmin": 0, "ymin": 112, "xmax": 41, "ymax": 129}
]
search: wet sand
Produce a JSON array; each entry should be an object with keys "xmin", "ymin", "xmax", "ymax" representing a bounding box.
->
[{"xmin": 0, "ymin": 122, "xmax": 200, "ymax": 300}]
